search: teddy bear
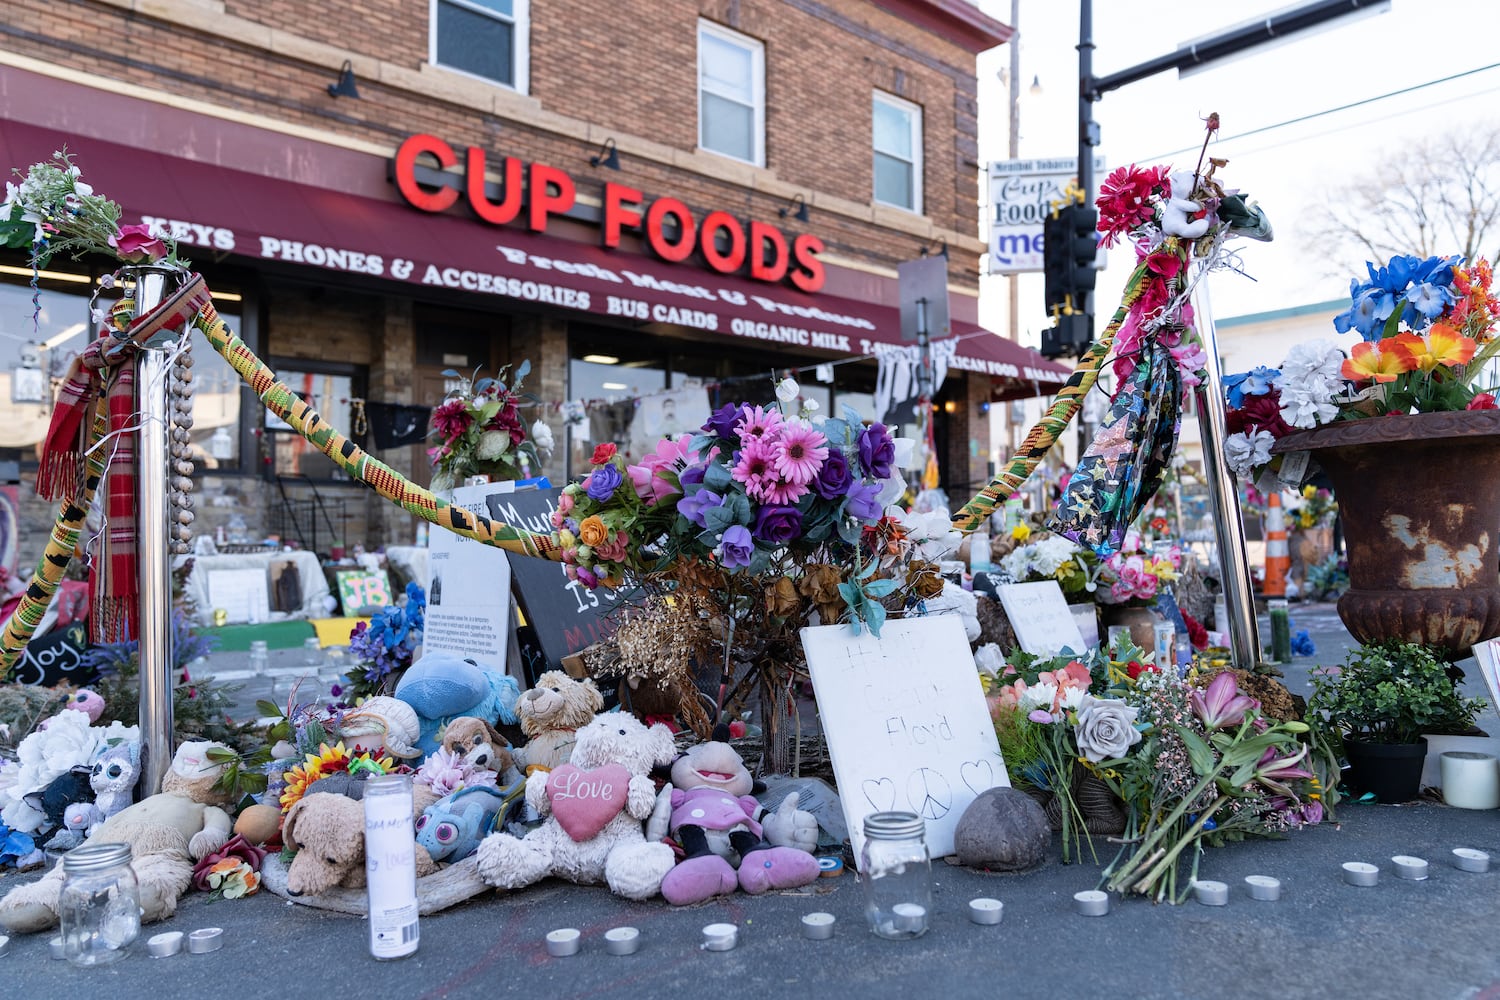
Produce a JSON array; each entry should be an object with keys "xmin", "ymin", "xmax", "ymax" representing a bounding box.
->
[
  {"xmin": 646, "ymin": 737, "xmax": 820, "ymax": 906},
  {"xmin": 510, "ymin": 671, "xmax": 604, "ymax": 775},
  {"xmin": 1161, "ymin": 170, "xmax": 1212, "ymax": 239},
  {"xmin": 395, "ymin": 651, "xmax": 521, "ymax": 756},
  {"xmin": 281, "ymin": 792, "xmax": 439, "ymax": 897},
  {"xmin": 474, "ymin": 712, "xmax": 677, "ymax": 900},
  {"xmin": 0, "ymin": 740, "xmax": 237, "ymax": 933}
]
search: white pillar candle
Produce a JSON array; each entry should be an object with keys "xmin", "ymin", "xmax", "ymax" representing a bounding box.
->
[
  {"xmin": 1244, "ymin": 875, "xmax": 1282, "ymax": 901},
  {"xmin": 1342, "ymin": 862, "xmax": 1379, "ymax": 886},
  {"xmin": 1073, "ymin": 890, "xmax": 1110, "ymax": 916},
  {"xmin": 1192, "ymin": 880, "xmax": 1229, "ymax": 906},
  {"xmin": 1391, "ymin": 855, "xmax": 1429, "ymax": 881},
  {"xmin": 1440, "ymin": 752, "xmax": 1500, "ymax": 810},
  {"xmin": 967, "ymin": 898, "xmax": 1004, "ymax": 925},
  {"xmin": 801, "ymin": 913, "xmax": 836, "ymax": 940},
  {"xmin": 1453, "ymin": 848, "xmax": 1491, "ymax": 873},
  {"xmin": 701, "ymin": 923, "xmax": 738, "ymax": 952},
  {"xmin": 545, "ymin": 928, "xmax": 581, "ymax": 957},
  {"xmin": 603, "ymin": 927, "xmax": 640, "ymax": 956}
]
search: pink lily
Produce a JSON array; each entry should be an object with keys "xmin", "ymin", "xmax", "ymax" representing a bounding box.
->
[
  {"xmin": 1253, "ymin": 744, "xmax": 1315, "ymax": 797},
  {"xmin": 1190, "ymin": 672, "xmax": 1258, "ymax": 731}
]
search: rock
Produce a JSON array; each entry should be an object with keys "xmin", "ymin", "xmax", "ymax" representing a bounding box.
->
[{"xmin": 953, "ymin": 786, "xmax": 1050, "ymax": 872}]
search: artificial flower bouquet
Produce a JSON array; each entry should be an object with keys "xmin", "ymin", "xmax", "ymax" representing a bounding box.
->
[
  {"xmin": 997, "ymin": 531, "xmax": 1101, "ymax": 603},
  {"xmin": 1094, "ymin": 530, "xmax": 1182, "ymax": 607},
  {"xmin": 343, "ymin": 582, "xmax": 425, "ymax": 699},
  {"xmin": 1223, "ymin": 253, "xmax": 1500, "ymax": 480},
  {"xmin": 428, "ymin": 363, "xmax": 551, "ymax": 493},
  {"xmin": 2, "ymin": 150, "xmax": 182, "ymax": 265}
]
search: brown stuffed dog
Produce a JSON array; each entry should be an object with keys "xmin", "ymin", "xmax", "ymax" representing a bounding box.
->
[
  {"xmin": 441, "ymin": 717, "xmax": 516, "ymax": 778},
  {"xmin": 281, "ymin": 792, "xmax": 438, "ymax": 896}
]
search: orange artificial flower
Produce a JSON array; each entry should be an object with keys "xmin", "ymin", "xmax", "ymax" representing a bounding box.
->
[
  {"xmin": 1419, "ymin": 322, "xmax": 1478, "ymax": 370},
  {"xmin": 1341, "ymin": 340, "xmax": 1416, "ymax": 383},
  {"xmin": 577, "ymin": 515, "xmax": 608, "ymax": 548}
]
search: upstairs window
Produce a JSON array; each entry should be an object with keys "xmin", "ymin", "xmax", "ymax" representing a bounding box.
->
[
  {"xmin": 698, "ymin": 21, "xmax": 765, "ymax": 166},
  {"xmin": 873, "ymin": 91, "xmax": 923, "ymax": 213},
  {"xmin": 432, "ymin": 0, "xmax": 529, "ymax": 92}
]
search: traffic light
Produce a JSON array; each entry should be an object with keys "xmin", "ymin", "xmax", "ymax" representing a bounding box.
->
[{"xmin": 1039, "ymin": 200, "xmax": 1101, "ymax": 359}]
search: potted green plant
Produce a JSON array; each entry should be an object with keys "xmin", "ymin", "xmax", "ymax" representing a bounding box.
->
[{"xmin": 1308, "ymin": 641, "xmax": 1487, "ymax": 802}]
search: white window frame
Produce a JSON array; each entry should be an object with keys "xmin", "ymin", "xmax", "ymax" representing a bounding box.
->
[
  {"xmin": 697, "ymin": 20, "xmax": 766, "ymax": 168},
  {"xmin": 872, "ymin": 90, "xmax": 923, "ymax": 214},
  {"xmin": 429, "ymin": 0, "xmax": 530, "ymax": 95}
]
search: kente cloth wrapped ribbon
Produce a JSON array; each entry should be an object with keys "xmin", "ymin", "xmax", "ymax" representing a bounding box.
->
[{"xmin": 1052, "ymin": 338, "xmax": 1182, "ymax": 554}]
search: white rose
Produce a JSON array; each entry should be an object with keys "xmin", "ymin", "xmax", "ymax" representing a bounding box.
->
[{"xmin": 775, "ymin": 377, "xmax": 800, "ymax": 403}]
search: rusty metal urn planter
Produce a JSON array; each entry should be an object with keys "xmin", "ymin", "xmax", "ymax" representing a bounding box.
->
[{"xmin": 1273, "ymin": 411, "xmax": 1500, "ymax": 657}]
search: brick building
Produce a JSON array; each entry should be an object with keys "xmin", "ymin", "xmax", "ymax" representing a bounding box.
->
[{"xmin": 0, "ymin": 0, "xmax": 1064, "ymax": 558}]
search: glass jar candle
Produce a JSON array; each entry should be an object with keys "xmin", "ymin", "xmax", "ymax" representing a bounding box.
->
[
  {"xmin": 59, "ymin": 842, "xmax": 140, "ymax": 966},
  {"xmin": 860, "ymin": 811, "xmax": 931, "ymax": 940},
  {"xmin": 364, "ymin": 773, "xmax": 420, "ymax": 959}
]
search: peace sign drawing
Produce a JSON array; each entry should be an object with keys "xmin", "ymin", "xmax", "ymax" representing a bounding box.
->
[{"xmin": 905, "ymin": 768, "xmax": 952, "ymax": 821}]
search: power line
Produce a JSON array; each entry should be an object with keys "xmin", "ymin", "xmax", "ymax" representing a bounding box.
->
[{"xmin": 1137, "ymin": 60, "xmax": 1500, "ymax": 162}]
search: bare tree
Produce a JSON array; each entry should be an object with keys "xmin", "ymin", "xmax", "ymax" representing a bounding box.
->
[{"xmin": 1304, "ymin": 123, "xmax": 1500, "ymax": 272}]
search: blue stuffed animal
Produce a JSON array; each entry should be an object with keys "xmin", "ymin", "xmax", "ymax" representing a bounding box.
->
[
  {"xmin": 416, "ymin": 785, "xmax": 516, "ymax": 863},
  {"xmin": 395, "ymin": 651, "xmax": 521, "ymax": 756}
]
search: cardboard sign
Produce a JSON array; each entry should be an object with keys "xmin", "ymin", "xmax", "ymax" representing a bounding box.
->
[
  {"xmin": 424, "ymin": 481, "xmax": 518, "ymax": 672},
  {"xmin": 8, "ymin": 623, "xmax": 91, "ymax": 687},
  {"xmin": 335, "ymin": 570, "xmax": 391, "ymax": 616},
  {"xmin": 996, "ymin": 580, "xmax": 1087, "ymax": 656},
  {"xmin": 802, "ymin": 615, "xmax": 1009, "ymax": 866}
]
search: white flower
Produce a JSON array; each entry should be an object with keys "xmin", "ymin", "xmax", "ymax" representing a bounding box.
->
[
  {"xmin": 1224, "ymin": 429, "xmax": 1275, "ymax": 479},
  {"xmin": 892, "ymin": 506, "xmax": 961, "ymax": 561},
  {"xmin": 1280, "ymin": 341, "xmax": 1345, "ymax": 390},
  {"xmin": 973, "ymin": 643, "xmax": 1006, "ymax": 678},
  {"xmin": 529, "ymin": 419, "xmax": 555, "ymax": 457},
  {"xmin": 476, "ymin": 429, "xmax": 511, "ymax": 461},
  {"xmin": 1279, "ymin": 384, "xmax": 1339, "ymax": 429},
  {"xmin": 775, "ymin": 377, "xmax": 800, "ymax": 403},
  {"xmin": 1056, "ymin": 685, "xmax": 1087, "ymax": 712},
  {"xmin": 1017, "ymin": 681, "xmax": 1058, "ymax": 712},
  {"xmin": 803, "ymin": 398, "xmax": 819, "ymax": 413},
  {"xmin": 890, "ymin": 437, "xmax": 916, "ymax": 469}
]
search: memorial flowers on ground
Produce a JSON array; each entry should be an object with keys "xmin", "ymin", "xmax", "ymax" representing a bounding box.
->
[{"xmin": 427, "ymin": 363, "xmax": 549, "ymax": 493}]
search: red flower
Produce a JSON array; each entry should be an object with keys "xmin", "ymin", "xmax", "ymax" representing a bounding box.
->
[
  {"xmin": 1150, "ymin": 517, "xmax": 1170, "ymax": 533},
  {"xmin": 1126, "ymin": 660, "xmax": 1159, "ymax": 680},
  {"xmin": 1096, "ymin": 164, "xmax": 1169, "ymax": 248},
  {"xmin": 108, "ymin": 223, "xmax": 168, "ymax": 262},
  {"xmin": 1182, "ymin": 610, "xmax": 1209, "ymax": 650},
  {"xmin": 487, "ymin": 400, "xmax": 527, "ymax": 443},
  {"xmin": 431, "ymin": 399, "xmax": 472, "ymax": 442},
  {"xmin": 591, "ymin": 443, "xmax": 617, "ymax": 465},
  {"xmin": 1227, "ymin": 391, "xmax": 1292, "ymax": 438},
  {"xmin": 1467, "ymin": 392, "xmax": 1498, "ymax": 411}
]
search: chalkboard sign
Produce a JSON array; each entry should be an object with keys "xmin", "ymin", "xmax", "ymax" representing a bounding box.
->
[
  {"xmin": 802, "ymin": 615, "xmax": 1009, "ymax": 866},
  {"xmin": 9, "ymin": 622, "xmax": 92, "ymax": 687},
  {"xmin": 487, "ymin": 487, "xmax": 635, "ymax": 680}
]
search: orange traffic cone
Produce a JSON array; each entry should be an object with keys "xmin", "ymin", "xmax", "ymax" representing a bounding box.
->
[{"xmin": 1262, "ymin": 492, "xmax": 1290, "ymax": 598}]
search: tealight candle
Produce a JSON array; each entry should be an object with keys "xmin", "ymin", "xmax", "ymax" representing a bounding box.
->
[
  {"xmin": 1073, "ymin": 890, "xmax": 1110, "ymax": 917},
  {"xmin": 603, "ymin": 927, "xmax": 640, "ymax": 956},
  {"xmin": 967, "ymin": 898, "xmax": 1004, "ymax": 925},
  {"xmin": 48, "ymin": 936, "xmax": 64, "ymax": 960},
  {"xmin": 801, "ymin": 913, "xmax": 836, "ymax": 940},
  {"xmin": 147, "ymin": 931, "xmax": 184, "ymax": 958},
  {"xmin": 891, "ymin": 903, "xmax": 927, "ymax": 932},
  {"xmin": 0, "ymin": 934, "xmax": 9, "ymax": 958},
  {"xmin": 701, "ymin": 923, "xmax": 738, "ymax": 952},
  {"xmin": 545, "ymin": 928, "xmax": 581, "ymax": 957},
  {"xmin": 1392, "ymin": 855, "xmax": 1429, "ymax": 881},
  {"xmin": 1342, "ymin": 862, "xmax": 1380, "ymax": 887},
  {"xmin": 1245, "ymin": 875, "xmax": 1282, "ymax": 901},
  {"xmin": 1192, "ymin": 880, "xmax": 1229, "ymax": 906},
  {"xmin": 1453, "ymin": 848, "xmax": 1491, "ymax": 873},
  {"xmin": 188, "ymin": 927, "xmax": 223, "ymax": 955}
]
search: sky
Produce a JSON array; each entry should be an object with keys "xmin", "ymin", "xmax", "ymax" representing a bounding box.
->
[{"xmin": 972, "ymin": 0, "xmax": 1500, "ymax": 345}]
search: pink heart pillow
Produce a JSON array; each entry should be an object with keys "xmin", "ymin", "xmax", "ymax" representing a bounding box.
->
[{"xmin": 546, "ymin": 763, "xmax": 631, "ymax": 841}]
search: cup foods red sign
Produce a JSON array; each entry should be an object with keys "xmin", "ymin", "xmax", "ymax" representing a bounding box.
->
[{"xmin": 392, "ymin": 134, "xmax": 825, "ymax": 293}]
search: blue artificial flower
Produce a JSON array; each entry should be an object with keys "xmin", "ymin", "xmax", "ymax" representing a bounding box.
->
[
  {"xmin": 1334, "ymin": 280, "xmax": 1396, "ymax": 341},
  {"xmin": 1290, "ymin": 628, "xmax": 1316, "ymax": 657},
  {"xmin": 1404, "ymin": 281, "xmax": 1457, "ymax": 324},
  {"xmin": 1223, "ymin": 366, "xmax": 1283, "ymax": 408}
]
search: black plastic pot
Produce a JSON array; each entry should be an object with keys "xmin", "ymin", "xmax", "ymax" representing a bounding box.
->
[{"xmin": 1344, "ymin": 737, "xmax": 1428, "ymax": 803}]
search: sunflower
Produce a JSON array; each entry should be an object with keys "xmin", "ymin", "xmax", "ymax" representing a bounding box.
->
[{"xmin": 278, "ymin": 742, "xmax": 352, "ymax": 813}]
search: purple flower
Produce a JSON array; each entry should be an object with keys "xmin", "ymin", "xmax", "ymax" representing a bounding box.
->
[
  {"xmin": 752, "ymin": 504, "xmax": 802, "ymax": 545},
  {"xmin": 857, "ymin": 423, "xmax": 896, "ymax": 479},
  {"xmin": 813, "ymin": 449, "xmax": 852, "ymax": 500},
  {"xmin": 719, "ymin": 525, "xmax": 754, "ymax": 568},
  {"xmin": 678, "ymin": 488, "xmax": 725, "ymax": 528},
  {"xmin": 1028, "ymin": 709, "xmax": 1054, "ymax": 725},
  {"xmin": 703, "ymin": 403, "xmax": 744, "ymax": 440},
  {"xmin": 576, "ymin": 565, "xmax": 600, "ymax": 588},
  {"xmin": 586, "ymin": 462, "xmax": 623, "ymax": 501},
  {"xmin": 1190, "ymin": 671, "xmax": 1258, "ymax": 730},
  {"xmin": 679, "ymin": 463, "xmax": 707, "ymax": 488},
  {"xmin": 844, "ymin": 480, "xmax": 883, "ymax": 521}
]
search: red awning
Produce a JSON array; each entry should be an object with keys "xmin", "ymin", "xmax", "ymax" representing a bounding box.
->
[{"xmin": 1, "ymin": 120, "xmax": 1068, "ymax": 396}]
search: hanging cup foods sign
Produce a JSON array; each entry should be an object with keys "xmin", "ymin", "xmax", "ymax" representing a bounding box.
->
[
  {"xmin": 986, "ymin": 155, "xmax": 1105, "ymax": 275},
  {"xmin": 391, "ymin": 134, "xmax": 825, "ymax": 293}
]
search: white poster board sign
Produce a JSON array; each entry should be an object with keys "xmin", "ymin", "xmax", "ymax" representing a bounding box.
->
[
  {"xmin": 424, "ymin": 481, "xmax": 515, "ymax": 671},
  {"xmin": 802, "ymin": 615, "xmax": 1009, "ymax": 866},
  {"xmin": 997, "ymin": 581, "xmax": 1087, "ymax": 656},
  {"xmin": 206, "ymin": 568, "xmax": 269, "ymax": 624}
]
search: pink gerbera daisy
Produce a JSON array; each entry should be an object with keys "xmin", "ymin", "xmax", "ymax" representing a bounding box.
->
[
  {"xmin": 735, "ymin": 405, "xmax": 783, "ymax": 445},
  {"xmin": 731, "ymin": 438, "xmax": 775, "ymax": 497},
  {"xmin": 772, "ymin": 422, "xmax": 827, "ymax": 485},
  {"xmin": 760, "ymin": 475, "xmax": 810, "ymax": 505}
]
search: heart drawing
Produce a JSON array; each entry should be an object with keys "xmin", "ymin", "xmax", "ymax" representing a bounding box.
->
[
  {"xmin": 861, "ymin": 777, "xmax": 897, "ymax": 812},
  {"xmin": 960, "ymin": 759, "xmax": 995, "ymax": 796}
]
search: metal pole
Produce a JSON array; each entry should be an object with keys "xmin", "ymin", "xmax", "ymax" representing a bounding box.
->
[
  {"xmin": 1190, "ymin": 276, "xmax": 1262, "ymax": 669},
  {"xmin": 132, "ymin": 265, "xmax": 176, "ymax": 797},
  {"xmin": 1077, "ymin": 0, "xmax": 1096, "ymax": 204},
  {"xmin": 1007, "ymin": 0, "xmax": 1022, "ymax": 452}
]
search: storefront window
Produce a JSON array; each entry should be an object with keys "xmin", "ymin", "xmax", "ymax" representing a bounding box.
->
[
  {"xmin": 0, "ymin": 267, "xmax": 91, "ymax": 459},
  {"xmin": 266, "ymin": 365, "xmax": 364, "ymax": 481}
]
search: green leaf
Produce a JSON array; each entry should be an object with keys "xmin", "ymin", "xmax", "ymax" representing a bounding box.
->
[
  {"xmin": 864, "ymin": 579, "xmax": 898, "ymax": 598},
  {"xmin": 864, "ymin": 601, "xmax": 887, "ymax": 637},
  {"xmin": 1177, "ymin": 726, "xmax": 1216, "ymax": 777},
  {"xmin": 255, "ymin": 700, "xmax": 283, "ymax": 719}
]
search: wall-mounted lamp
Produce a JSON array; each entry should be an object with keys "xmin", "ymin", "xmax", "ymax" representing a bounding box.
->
[
  {"xmin": 778, "ymin": 193, "xmax": 809, "ymax": 223},
  {"xmin": 327, "ymin": 60, "xmax": 360, "ymax": 99},
  {"xmin": 943, "ymin": 399, "xmax": 958, "ymax": 414},
  {"xmin": 919, "ymin": 237, "xmax": 949, "ymax": 259},
  {"xmin": 590, "ymin": 138, "xmax": 620, "ymax": 170}
]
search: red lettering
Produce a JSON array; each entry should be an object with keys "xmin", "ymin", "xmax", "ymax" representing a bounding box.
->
[
  {"xmin": 699, "ymin": 211, "xmax": 747, "ymax": 274},
  {"xmin": 466, "ymin": 147, "xmax": 523, "ymax": 225},
  {"xmin": 602, "ymin": 182, "xmax": 643, "ymax": 248},
  {"xmin": 527, "ymin": 162, "xmax": 576, "ymax": 232},
  {"xmin": 790, "ymin": 233, "xmax": 826, "ymax": 293},
  {"xmin": 645, "ymin": 197, "xmax": 696, "ymax": 263},
  {"xmin": 393, "ymin": 134, "xmax": 459, "ymax": 213},
  {"xmin": 748, "ymin": 221, "xmax": 789, "ymax": 283}
]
